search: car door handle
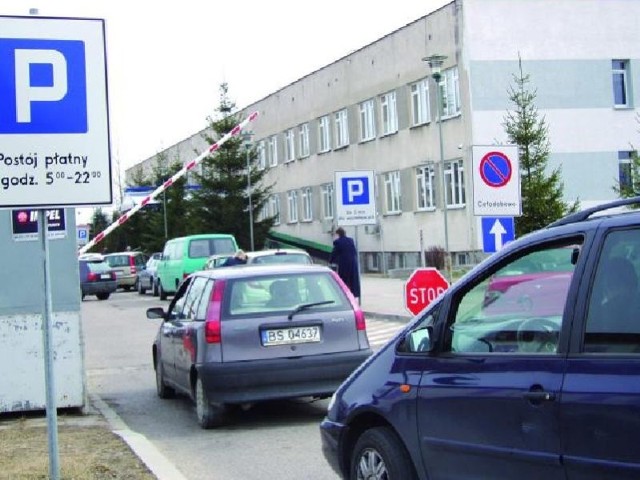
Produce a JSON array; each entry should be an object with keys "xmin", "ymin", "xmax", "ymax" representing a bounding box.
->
[{"xmin": 523, "ymin": 390, "xmax": 556, "ymax": 403}]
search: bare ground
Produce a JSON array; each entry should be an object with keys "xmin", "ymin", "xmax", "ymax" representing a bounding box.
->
[{"xmin": 0, "ymin": 411, "xmax": 156, "ymax": 480}]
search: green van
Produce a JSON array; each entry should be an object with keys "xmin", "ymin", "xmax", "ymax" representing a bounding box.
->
[{"xmin": 156, "ymin": 234, "xmax": 238, "ymax": 300}]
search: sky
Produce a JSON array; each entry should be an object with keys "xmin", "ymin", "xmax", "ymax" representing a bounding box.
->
[{"xmin": 3, "ymin": 0, "xmax": 450, "ymax": 220}]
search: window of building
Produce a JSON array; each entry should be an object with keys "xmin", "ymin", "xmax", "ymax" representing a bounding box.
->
[
  {"xmin": 416, "ymin": 164, "xmax": 436, "ymax": 210},
  {"xmin": 301, "ymin": 187, "xmax": 313, "ymax": 221},
  {"xmin": 318, "ymin": 115, "xmax": 331, "ymax": 153},
  {"xmin": 441, "ymin": 67, "xmax": 461, "ymax": 118},
  {"xmin": 298, "ymin": 123, "xmax": 310, "ymax": 158},
  {"xmin": 287, "ymin": 190, "xmax": 298, "ymax": 223},
  {"xmin": 383, "ymin": 170, "xmax": 401, "ymax": 214},
  {"xmin": 268, "ymin": 135, "xmax": 278, "ymax": 167},
  {"xmin": 444, "ymin": 160, "xmax": 465, "ymax": 207},
  {"xmin": 359, "ymin": 99, "xmax": 376, "ymax": 141},
  {"xmin": 410, "ymin": 78, "xmax": 430, "ymax": 126},
  {"xmin": 334, "ymin": 109, "xmax": 349, "ymax": 148},
  {"xmin": 270, "ymin": 194, "xmax": 281, "ymax": 225},
  {"xmin": 321, "ymin": 183, "xmax": 334, "ymax": 219},
  {"xmin": 284, "ymin": 129, "xmax": 295, "ymax": 163},
  {"xmin": 380, "ymin": 90, "xmax": 398, "ymax": 135},
  {"xmin": 612, "ymin": 60, "xmax": 630, "ymax": 107},
  {"xmin": 257, "ymin": 141, "xmax": 266, "ymax": 170},
  {"xmin": 619, "ymin": 151, "xmax": 635, "ymax": 191}
]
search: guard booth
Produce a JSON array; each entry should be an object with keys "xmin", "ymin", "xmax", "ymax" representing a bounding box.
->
[{"xmin": 0, "ymin": 208, "xmax": 85, "ymax": 412}]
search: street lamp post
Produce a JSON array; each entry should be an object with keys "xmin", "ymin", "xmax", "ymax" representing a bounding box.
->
[
  {"xmin": 242, "ymin": 132, "xmax": 255, "ymax": 251},
  {"xmin": 423, "ymin": 54, "xmax": 452, "ymax": 282}
]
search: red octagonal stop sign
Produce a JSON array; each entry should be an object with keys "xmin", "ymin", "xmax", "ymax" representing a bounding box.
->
[{"xmin": 404, "ymin": 268, "xmax": 450, "ymax": 316}]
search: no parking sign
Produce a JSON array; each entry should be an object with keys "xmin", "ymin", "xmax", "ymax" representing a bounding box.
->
[{"xmin": 472, "ymin": 146, "xmax": 521, "ymax": 216}]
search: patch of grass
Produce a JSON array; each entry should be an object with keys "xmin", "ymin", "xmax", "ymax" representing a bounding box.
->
[{"xmin": 0, "ymin": 422, "xmax": 156, "ymax": 479}]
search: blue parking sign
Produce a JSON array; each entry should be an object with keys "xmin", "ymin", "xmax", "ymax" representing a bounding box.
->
[
  {"xmin": 340, "ymin": 176, "xmax": 370, "ymax": 205},
  {"xmin": 335, "ymin": 171, "xmax": 377, "ymax": 226},
  {"xmin": 0, "ymin": 39, "xmax": 88, "ymax": 134}
]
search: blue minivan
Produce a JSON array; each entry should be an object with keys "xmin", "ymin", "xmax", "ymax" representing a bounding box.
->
[{"xmin": 321, "ymin": 197, "xmax": 640, "ymax": 480}]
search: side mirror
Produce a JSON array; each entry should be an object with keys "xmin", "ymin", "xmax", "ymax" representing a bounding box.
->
[
  {"xmin": 146, "ymin": 307, "xmax": 166, "ymax": 320},
  {"xmin": 399, "ymin": 326, "xmax": 434, "ymax": 353}
]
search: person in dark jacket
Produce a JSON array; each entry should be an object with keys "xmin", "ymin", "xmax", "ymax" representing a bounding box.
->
[
  {"xmin": 329, "ymin": 227, "xmax": 361, "ymax": 299},
  {"xmin": 222, "ymin": 249, "xmax": 248, "ymax": 267}
]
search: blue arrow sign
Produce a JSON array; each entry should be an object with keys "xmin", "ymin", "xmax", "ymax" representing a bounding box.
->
[{"xmin": 481, "ymin": 217, "xmax": 515, "ymax": 253}]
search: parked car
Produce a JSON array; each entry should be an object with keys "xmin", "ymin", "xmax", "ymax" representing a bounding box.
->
[
  {"xmin": 137, "ymin": 252, "xmax": 162, "ymax": 296},
  {"xmin": 78, "ymin": 253, "xmax": 117, "ymax": 301},
  {"xmin": 104, "ymin": 251, "xmax": 149, "ymax": 291},
  {"xmin": 245, "ymin": 248, "xmax": 313, "ymax": 265},
  {"xmin": 156, "ymin": 234, "xmax": 238, "ymax": 300},
  {"xmin": 147, "ymin": 263, "xmax": 372, "ymax": 428},
  {"xmin": 203, "ymin": 253, "xmax": 234, "ymax": 270},
  {"xmin": 203, "ymin": 248, "xmax": 313, "ymax": 270},
  {"xmin": 321, "ymin": 197, "xmax": 640, "ymax": 480}
]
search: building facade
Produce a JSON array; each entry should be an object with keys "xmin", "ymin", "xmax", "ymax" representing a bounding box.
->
[{"xmin": 126, "ymin": 0, "xmax": 640, "ymax": 273}]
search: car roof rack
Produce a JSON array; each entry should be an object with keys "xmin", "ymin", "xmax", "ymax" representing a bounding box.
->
[{"xmin": 547, "ymin": 196, "xmax": 640, "ymax": 228}]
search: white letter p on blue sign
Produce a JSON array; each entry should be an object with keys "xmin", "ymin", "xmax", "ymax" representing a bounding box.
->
[
  {"xmin": 0, "ymin": 38, "xmax": 87, "ymax": 134},
  {"xmin": 15, "ymin": 49, "xmax": 68, "ymax": 123}
]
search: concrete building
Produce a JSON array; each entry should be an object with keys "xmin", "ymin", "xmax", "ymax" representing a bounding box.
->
[{"xmin": 126, "ymin": 0, "xmax": 640, "ymax": 273}]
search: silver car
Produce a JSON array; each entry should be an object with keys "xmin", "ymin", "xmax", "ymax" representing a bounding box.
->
[
  {"xmin": 137, "ymin": 252, "xmax": 162, "ymax": 296},
  {"xmin": 147, "ymin": 264, "xmax": 371, "ymax": 428}
]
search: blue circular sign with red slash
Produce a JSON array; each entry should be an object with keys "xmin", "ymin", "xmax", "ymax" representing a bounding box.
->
[{"xmin": 479, "ymin": 151, "xmax": 512, "ymax": 188}]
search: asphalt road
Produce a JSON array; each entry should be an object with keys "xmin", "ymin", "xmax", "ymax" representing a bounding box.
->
[{"xmin": 81, "ymin": 290, "xmax": 404, "ymax": 480}]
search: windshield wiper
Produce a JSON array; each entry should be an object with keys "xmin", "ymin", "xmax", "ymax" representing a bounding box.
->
[{"xmin": 288, "ymin": 300, "xmax": 335, "ymax": 320}]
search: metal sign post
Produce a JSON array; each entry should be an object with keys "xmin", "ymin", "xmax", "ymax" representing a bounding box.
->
[{"xmin": 39, "ymin": 210, "xmax": 60, "ymax": 479}]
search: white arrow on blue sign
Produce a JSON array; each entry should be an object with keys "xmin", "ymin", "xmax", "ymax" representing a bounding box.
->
[{"xmin": 481, "ymin": 217, "xmax": 515, "ymax": 253}]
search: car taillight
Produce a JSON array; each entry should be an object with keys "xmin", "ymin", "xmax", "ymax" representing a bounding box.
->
[
  {"xmin": 205, "ymin": 279, "xmax": 226, "ymax": 344},
  {"xmin": 355, "ymin": 309, "xmax": 366, "ymax": 331},
  {"xmin": 87, "ymin": 272, "xmax": 98, "ymax": 282},
  {"xmin": 329, "ymin": 271, "xmax": 366, "ymax": 331},
  {"xmin": 129, "ymin": 258, "xmax": 136, "ymax": 275}
]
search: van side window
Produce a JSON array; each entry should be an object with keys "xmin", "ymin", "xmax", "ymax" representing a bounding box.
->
[
  {"xmin": 162, "ymin": 243, "xmax": 172, "ymax": 261},
  {"xmin": 584, "ymin": 229, "xmax": 640, "ymax": 353},
  {"xmin": 447, "ymin": 239, "xmax": 582, "ymax": 354}
]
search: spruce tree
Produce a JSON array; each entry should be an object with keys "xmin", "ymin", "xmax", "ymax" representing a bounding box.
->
[
  {"xmin": 503, "ymin": 58, "xmax": 578, "ymax": 236},
  {"xmin": 88, "ymin": 208, "xmax": 110, "ymax": 253},
  {"xmin": 613, "ymin": 113, "xmax": 640, "ymax": 199},
  {"xmin": 188, "ymin": 83, "xmax": 274, "ymax": 250}
]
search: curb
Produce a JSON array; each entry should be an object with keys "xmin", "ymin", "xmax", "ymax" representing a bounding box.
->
[{"xmin": 90, "ymin": 393, "xmax": 188, "ymax": 480}]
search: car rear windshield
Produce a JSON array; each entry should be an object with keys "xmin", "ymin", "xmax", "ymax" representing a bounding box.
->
[
  {"xmin": 251, "ymin": 253, "xmax": 311, "ymax": 265},
  {"xmin": 225, "ymin": 272, "xmax": 350, "ymax": 317},
  {"xmin": 86, "ymin": 261, "xmax": 112, "ymax": 273},
  {"xmin": 106, "ymin": 255, "xmax": 129, "ymax": 267},
  {"xmin": 189, "ymin": 238, "xmax": 236, "ymax": 258}
]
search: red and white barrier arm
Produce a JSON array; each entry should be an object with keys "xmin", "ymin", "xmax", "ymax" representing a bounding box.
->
[{"xmin": 79, "ymin": 111, "xmax": 259, "ymax": 254}]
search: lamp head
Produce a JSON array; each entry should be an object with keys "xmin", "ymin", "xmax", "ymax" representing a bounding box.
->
[
  {"xmin": 422, "ymin": 54, "xmax": 447, "ymax": 78},
  {"xmin": 241, "ymin": 130, "xmax": 253, "ymax": 148}
]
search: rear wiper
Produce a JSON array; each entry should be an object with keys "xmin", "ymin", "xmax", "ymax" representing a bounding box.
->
[{"xmin": 288, "ymin": 301, "xmax": 335, "ymax": 320}]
